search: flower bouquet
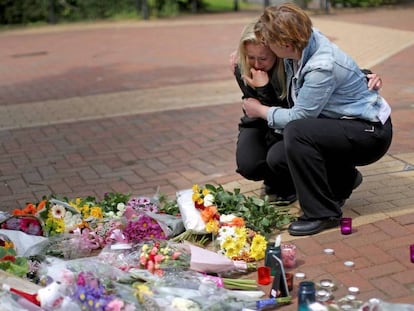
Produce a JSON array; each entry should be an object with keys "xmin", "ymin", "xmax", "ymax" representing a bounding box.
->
[
  {"xmin": 173, "ymin": 185, "xmax": 221, "ymax": 245},
  {"xmin": 197, "ymin": 184, "xmax": 296, "ymax": 235},
  {"xmin": 135, "ymin": 240, "xmax": 190, "ymax": 276},
  {"xmin": 174, "ymin": 183, "xmax": 297, "ymax": 246},
  {"xmin": 1, "ymin": 201, "xmax": 45, "ymax": 236},
  {"xmin": 121, "ymin": 193, "xmax": 185, "ymax": 242},
  {"xmin": 123, "ymin": 213, "xmax": 167, "ymax": 244},
  {"xmin": 36, "ymin": 257, "xmax": 138, "ymax": 311},
  {"xmin": 216, "ymin": 215, "xmax": 267, "ymax": 262},
  {"xmin": 133, "ymin": 269, "xmax": 259, "ymax": 311}
]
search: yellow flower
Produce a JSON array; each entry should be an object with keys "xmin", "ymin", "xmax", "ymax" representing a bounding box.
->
[
  {"xmin": 4, "ymin": 241, "xmax": 14, "ymax": 249},
  {"xmin": 249, "ymin": 234, "xmax": 267, "ymax": 260},
  {"xmin": 192, "ymin": 184, "xmax": 200, "ymax": 193},
  {"xmin": 205, "ymin": 219, "xmax": 219, "ymax": 234},
  {"xmin": 134, "ymin": 284, "xmax": 153, "ymax": 303},
  {"xmin": 89, "ymin": 206, "xmax": 103, "ymax": 218},
  {"xmin": 235, "ymin": 226, "xmax": 247, "ymax": 238},
  {"xmin": 192, "ymin": 192, "xmax": 200, "ymax": 203},
  {"xmin": 223, "ymin": 240, "xmax": 239, "ymax": 258}
]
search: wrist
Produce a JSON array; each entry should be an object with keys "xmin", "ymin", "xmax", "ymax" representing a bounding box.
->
[{"xmin": 261, "ymin": 106, "xmax": 269, "ymax": 119}]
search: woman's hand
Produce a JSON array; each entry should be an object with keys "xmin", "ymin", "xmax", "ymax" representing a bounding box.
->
[
  {"xmin": 242, "ymin": 98, "xmax": 269, "ymax": 119},
  {"xmin": 367, "ymin": 73, "xmax": 383, "ymax": 90},
  {"xmin": 242, "ymin": 68, "xmax": 270, "ymax": 88}
]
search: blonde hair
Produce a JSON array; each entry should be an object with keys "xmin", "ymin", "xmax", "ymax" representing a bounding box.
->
[
  {"xmin": 237, "ymin": 21, "xmax": 286, "ymax": 99},
  {"xmin": 255, "ymin": 3, "xmax": 312, "ymax": 54}
]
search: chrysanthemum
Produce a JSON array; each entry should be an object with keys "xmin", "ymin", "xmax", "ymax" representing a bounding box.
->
[
  {"xmin": 249, "ymin": 234, "xmax": 267, "ymax": 260},
  {"xmin": 205, "ymin": 219, "xmax": 219, "ymax": 234}
]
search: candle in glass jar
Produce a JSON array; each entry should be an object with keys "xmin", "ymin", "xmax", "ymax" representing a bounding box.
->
[
  {"xmin": 340, "ymin": 217, "xmax": 352, "ymax": 235},
  {"xmin": 410, "ymin": 244, "xmax": 414, "ymax": 263},
  {"xmin": 281, "ymin": 243, "xmax": 297, "ymax": 268}
]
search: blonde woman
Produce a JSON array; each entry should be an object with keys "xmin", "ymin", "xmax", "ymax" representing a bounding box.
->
[{"xmin": 232, "ymin": 22, "xmax": 297, "ymax": 206}]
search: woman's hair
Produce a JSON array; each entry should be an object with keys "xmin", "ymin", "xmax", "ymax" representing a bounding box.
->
[
  {"xmin": 254, "ymin": 3, "xmax": 312, "ymax": 54},
  {"xmin": 237, "ymin": 21, "xmax": 286, "ymax": 99}
]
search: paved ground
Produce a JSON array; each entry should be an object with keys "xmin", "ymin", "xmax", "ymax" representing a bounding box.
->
[{"xmin": 1, "ymin": 3, "xmax": 414, "ymax": 308}]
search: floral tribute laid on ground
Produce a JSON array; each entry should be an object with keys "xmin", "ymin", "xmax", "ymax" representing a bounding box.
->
[
  {"xmin": 0, "ymin": 184, "xmax": 298, "ymax": 311},
  {"xmin": 0, "ymin": 185, "xmax": 410, "ymax": 310}
]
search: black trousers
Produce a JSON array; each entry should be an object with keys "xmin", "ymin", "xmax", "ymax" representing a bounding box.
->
[
  {"xmin": 236, "ymin": 116, "xmax": 392, "ymax": 219},
  {"xmin": 236, "ymin": 117, "xmax": 295, "ymax": 197},
  {"xmin": 276, "ymin": 117, "xmax": 392, "ymax": 220}
]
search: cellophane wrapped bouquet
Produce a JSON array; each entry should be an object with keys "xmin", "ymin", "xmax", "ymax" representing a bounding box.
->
[
  {"xmin": 133, "ymin": 269, "xmax": 258, "ymax": 311},
  {"xmin": 36, "ymin": 257, "xmax": 139, "ymax": 311}
]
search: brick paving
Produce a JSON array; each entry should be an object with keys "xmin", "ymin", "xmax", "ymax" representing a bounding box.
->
[{"xmin": 0, "ymin": 3, "xmax": 414, "ymax": 308}]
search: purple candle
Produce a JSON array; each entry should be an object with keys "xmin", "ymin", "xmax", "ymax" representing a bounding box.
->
[
  {"xmin": 410, "ymin": 244, "xmax": 414, "ymax": 263},
  {"xmin": 340, "ymin": 217, "xmax": 352, "ymax": 235}
]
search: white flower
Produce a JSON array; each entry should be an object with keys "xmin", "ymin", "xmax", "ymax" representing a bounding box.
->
[
  {"xmin": 116, "ymin": 202, "xmax": 125, "ymax": 212},
  {"xmin": 171, "ymin": 297, "xmax": 201, "ymax": 311},
  {"xmin": 216, "ymin": 226, "xmax": 235, "ymax": 243},
  {"xmin": 51, "ymin": 204, "xmax": 66, "ymax": 219},
  {"xmin": 219, "ymin": 214, "xmax": 236, "ymax": 224},
  {"xmin": 105, "ymin": 211, "xmax": 115, "ymax": 217},
  {"xmin": 203, "ymin": 194, "xmax": 214, "ymax": 207},
  {"xmin": 64, "ymin": 212, "xmax": 83, "ymax": 232}
]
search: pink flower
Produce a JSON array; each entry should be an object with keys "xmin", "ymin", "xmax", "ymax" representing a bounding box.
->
[
  {"xmin": 107, "ymin": 299, "xmax": 125, "ymax": 311},
  {"xmin": 154, "ymin": 254, "xmax": 164, "ymax": 263},
  {"xmin": 123, "ymin": 206, "xmax": 138, "ymax": 220},
  {"xmin": 150, "ymin": 246, "xmax": 158, "ymax": 255},
  {"xmin": 172, "ymin": 252, "xmax": 181, "ymax": 260},
  {"xmin": 139, "ymin": 255, "xmax": 147, "ymax": 266},
  {"xmin": 146, "ymin": 260, "xmax": 155, "ymax": 273},
  {"xmin": 77, "ymin": 273, "xmax": 86, "ymax": 286},
  {"xmin": 61, "ymin": 269, "xmax": 75, "ymax": 286}
]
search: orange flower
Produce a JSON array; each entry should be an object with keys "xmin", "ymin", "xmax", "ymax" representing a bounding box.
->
[
  {"xmin": 201, "ymin": 205, "xmax": 218, "ymax": 223},
  {"xmin": 12, "ymin": 209, "xmax": 24, "ymax": 215},
  {"xmin": 36, "ymin": 200, "xmax": 47, "ymax": 212},
  {"xmin": 230, "ymin": 217, "xmax": 245, "ymax": 227},
  {"xmin": 12, "ymin": 200, "xmax": 47, "ymax": 216}
]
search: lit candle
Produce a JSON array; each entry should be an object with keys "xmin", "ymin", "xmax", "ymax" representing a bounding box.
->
[{"xmin": 340, "ymin": 217, "xmax": 352, "ymax": 235}]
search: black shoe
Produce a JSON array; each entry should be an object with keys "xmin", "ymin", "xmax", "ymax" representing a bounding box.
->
[
  {"xmin": 272, "ymin": 194, "xmax": 297, "ymax": 206},
  {"xmin": 337, "ymin": 170, "xmax": 363, "ymax": 208},
  {"xmin": 263, "ymin": 183, "xmax": 297, "ymax": 206},
  {"xmin": 264, "ymin": 184, "xmax": 276, "ymax": 195},
  {"xmin": 288, "ymin": 218, "xmax": 340, "ymax": 236}
]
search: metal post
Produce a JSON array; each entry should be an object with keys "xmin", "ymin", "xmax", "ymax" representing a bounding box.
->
[
  {"xmin": 142, "ymin": 0, "xmax": 149, "ymax": 20},
  {"xmin": 233, "ymin": 0, "xmax": 239, "ymax": 11},
  {"xmin": 191, "ymin": 0, "xmax": 197, "ymax": 13},
  {"xmin": 48, "ymin": 0, "xmax": 56, "ymax": 24},
  {"xmin": 264, "ymin": 0, "xmax": 270, "ymax": 9}
]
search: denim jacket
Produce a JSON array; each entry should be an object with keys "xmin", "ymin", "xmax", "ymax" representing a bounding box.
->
[{"xmin": 267, "ymin": 28, "xmax": 391, "ymax": 131}]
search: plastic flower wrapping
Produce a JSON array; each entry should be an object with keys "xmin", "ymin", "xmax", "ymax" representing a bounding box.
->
[
  {"xmin": 97, "ymin": 240, "xmax": 255, "ymax": 278},
  {"xmin": 97, "ymin": 240, "xmax": 190, "ymax": 275},
  {"xmin": 133, "ymin": 269, "xmax": 258, "ymax": 311},
  {"xmin": 0, "ymin": 193, "xmax": 185, "ymax": 260},
  {"xmin": 176, "ymin": 188, "xmax": 211, "ymax": 234},
  {"xmin": 35, "ymin": 257, "xmax": 139, "ymax": 311}
]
